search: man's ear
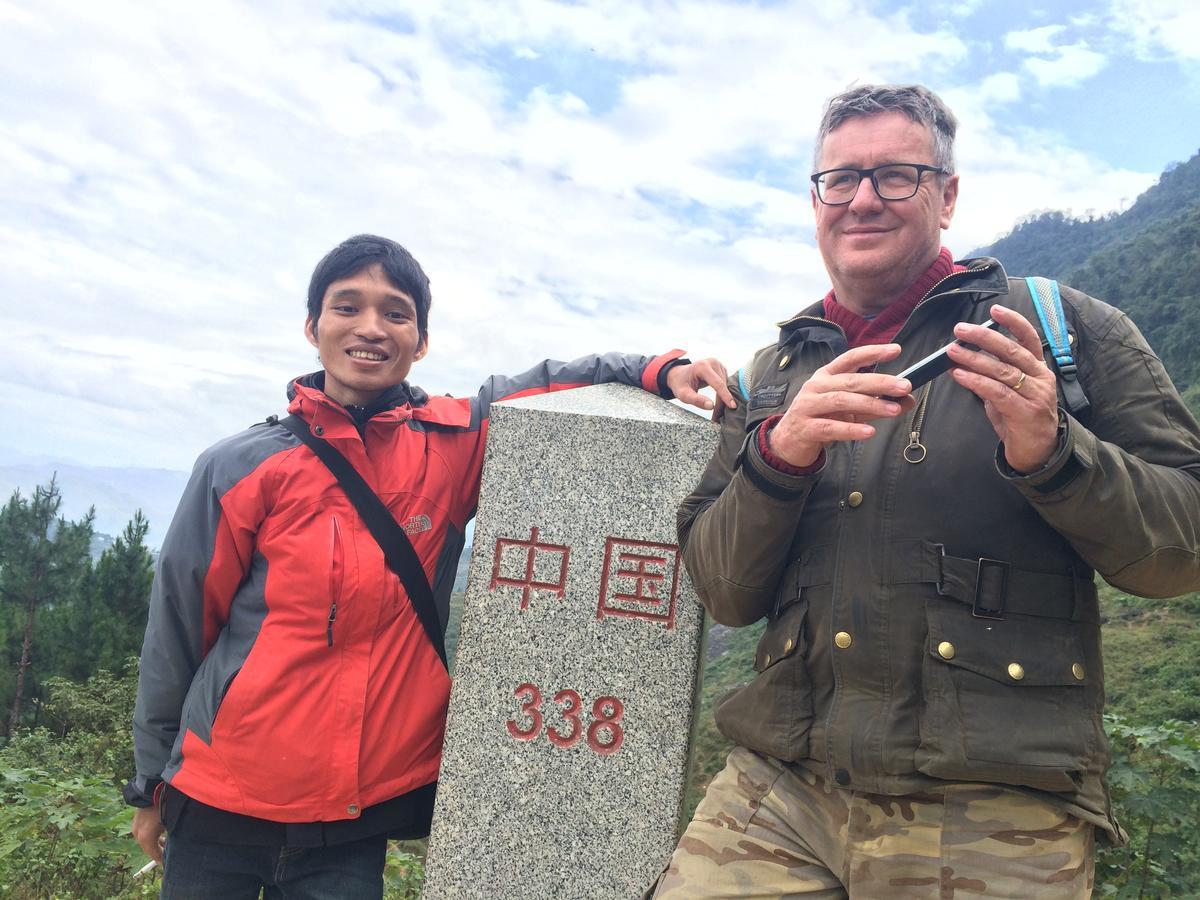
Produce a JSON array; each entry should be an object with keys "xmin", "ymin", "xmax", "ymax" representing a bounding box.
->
[
  {"xmin": 939, "ymin": 174, "xmax": 959, "ymax": 230},
  {"xmin": 414, "ymin": 333, "xmax": 430, "ymax": 362},
  {"xmin": 304, "ymin": 316, "xmax": 318, "ymax": 348}
]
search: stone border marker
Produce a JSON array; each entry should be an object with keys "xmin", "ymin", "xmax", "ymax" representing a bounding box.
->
[{"xmin": 423, "ymin": 384, "xmax": 719, "ymax": 900}]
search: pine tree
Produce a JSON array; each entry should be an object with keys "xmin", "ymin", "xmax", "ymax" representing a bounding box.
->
[
  {"xmin": 0, "ymin": 477, "xmax": 94, "ymax": 734},
  {"xmin": 90, "ymin": 511, "xmax": 154, "ymax": 675}
]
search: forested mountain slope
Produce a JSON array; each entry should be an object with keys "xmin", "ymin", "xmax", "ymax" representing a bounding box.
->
[
  {"xmin": 976, "ymin": 151, "xmax": 1200, "ymax": 280},
  {"xmin": 974, "ymin": 151, "xmax": 1200, "ymax": 414}
]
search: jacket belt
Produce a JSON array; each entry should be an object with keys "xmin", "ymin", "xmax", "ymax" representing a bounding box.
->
[{"xmin": 889, "ymin": 539, "xmax": 1096, "ymax": 622}]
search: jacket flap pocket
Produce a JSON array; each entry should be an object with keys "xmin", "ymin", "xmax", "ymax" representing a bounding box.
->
[
  {"xmin": 755, "ymin": 595, "xmax": 807, "ymax": 673},
  {"xmin": 926, "ymin": 602, "xmax": 1089, "ymax": 687}
]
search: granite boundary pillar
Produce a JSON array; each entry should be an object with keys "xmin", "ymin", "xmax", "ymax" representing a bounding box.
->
[{"xmin": 423, "ymin": 384, "xmax": 719, "ymax": 900}]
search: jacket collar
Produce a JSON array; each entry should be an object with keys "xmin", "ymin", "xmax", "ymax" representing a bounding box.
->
[
  {"xmin": 287, "ymin": 371, "xmax": 429, "ymax": 411},
  {"xmin": 773, "ymin": 257, "xmax": 1009, "ymax": 349},
  {"xmin": 285, "ymin": 372, "xmax": 431, "ymax": 438}
]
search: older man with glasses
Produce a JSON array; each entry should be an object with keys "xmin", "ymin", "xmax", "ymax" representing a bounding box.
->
[{"xmin": 649, "ymin": 84, "xmax": 1200, "ymax": 898}]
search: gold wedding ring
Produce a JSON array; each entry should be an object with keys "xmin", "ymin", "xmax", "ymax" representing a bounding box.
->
[{"xmin": 1010, "ymin": 371, "xmax": 1027, "ymax": 392}]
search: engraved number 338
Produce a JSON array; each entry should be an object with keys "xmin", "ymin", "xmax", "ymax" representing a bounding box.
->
[{"xmin": 506, "ymin": 682, "xmax": 625, "ymax": 755}]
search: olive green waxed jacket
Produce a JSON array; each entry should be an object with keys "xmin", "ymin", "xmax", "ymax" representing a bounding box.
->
[{"xmin": 678, "ymin": 258, "xmax": 1200, "ymax": 840}]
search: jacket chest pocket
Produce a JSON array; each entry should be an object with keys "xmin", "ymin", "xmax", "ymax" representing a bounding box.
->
[
  {"xmin": 915, "ymin": 601, "xmax": 1104, "ymax": 792},
  {"xmin": 744, "ymin": 375, "xmax": 803, "ymax": 428}
]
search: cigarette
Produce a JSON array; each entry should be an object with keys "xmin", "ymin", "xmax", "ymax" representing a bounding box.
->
[{"xmin": 134, "ymin": 859, "xmax": 159, "ymax": 879}]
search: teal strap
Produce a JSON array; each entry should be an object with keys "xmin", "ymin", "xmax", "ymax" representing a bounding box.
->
[
  {"xmin": 1024, "ymin": 276, "xmax": 1090, "ymax": 417},
  {"xmin": 737, "ymin": 368, "xmax": 749, "ymax": 402},
  {"xmin": 1025, "ymin": 277, "xmax": 1073, "ymax": 368}
]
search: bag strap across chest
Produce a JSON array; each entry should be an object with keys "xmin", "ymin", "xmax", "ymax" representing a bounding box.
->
[{"xmin": 270, "ymin": 413, "xmax": 449, "ymax": 671}]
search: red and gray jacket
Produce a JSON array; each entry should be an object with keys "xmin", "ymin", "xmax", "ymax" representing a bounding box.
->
[{"xmin": 128, "ymin": 351, "xmax": 683, "ymax": 823}]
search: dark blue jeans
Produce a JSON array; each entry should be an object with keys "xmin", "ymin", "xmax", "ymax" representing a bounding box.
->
[{"xmin": 160, "ymin": 831, "xmax": 388, "ymax": 899}]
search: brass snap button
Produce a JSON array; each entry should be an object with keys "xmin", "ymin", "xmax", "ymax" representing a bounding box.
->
[
  {"xmin": 847, "ymin": 491, "xmax": 863, "ymax": 508},
  {"xmin": 1072, "ymin": 663, "xmax": 1085, "ymax": 681},
  {"xmin": 834, "ymin": 631, "xmax": 852, "ymax": 649},
  {"xmin": 1007, "ymin": 663, "xmax": 1025, "ymax": 681},
  {"xmin": 937, "ymin": 641, "xmax": 956, "ymax": 660}
]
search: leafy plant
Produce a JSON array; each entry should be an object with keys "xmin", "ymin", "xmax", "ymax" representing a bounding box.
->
[
  {"xmin": 0, "ymin": 764, "xmax": 157, "ymax": 898},
  {"xmin": 1096, "ymin": 715, "xmax": 1200, "ymax": 897},
  {"xmin": 384, "ymin": 841, "xmax": 427, "ymax": 899},
  {"xmin": 0, "ymin": 660, "xmax": 154, "ymax": 898}
]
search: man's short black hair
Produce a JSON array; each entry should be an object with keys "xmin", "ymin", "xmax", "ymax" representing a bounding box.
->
[{"xmin": 307, "ymin": 234, "xmax": 432, "ymax": 344}]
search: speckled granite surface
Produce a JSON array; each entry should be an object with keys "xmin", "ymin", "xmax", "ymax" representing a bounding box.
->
[{"xmin": 423, "ymin": 384, "xmax": 720, "ymax": 900}]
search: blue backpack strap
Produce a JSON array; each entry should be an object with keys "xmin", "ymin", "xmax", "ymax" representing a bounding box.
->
[{"xmin": 1025, "ymin": 277, "xmax": 1090, "ymax": 418}]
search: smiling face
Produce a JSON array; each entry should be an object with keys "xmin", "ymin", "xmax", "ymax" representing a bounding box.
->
[
  {"xmin": 304, "ymin": 262, "xmax": 428, "ymax": 407},
  {"xmin": 812, "ymin": 110, "xmax": 959, "ymax": 316}
]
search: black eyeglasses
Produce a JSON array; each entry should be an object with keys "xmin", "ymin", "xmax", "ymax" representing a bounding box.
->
[{"xmin": 810, "ymin": 163, "xmax": 947, "ymax": 205}]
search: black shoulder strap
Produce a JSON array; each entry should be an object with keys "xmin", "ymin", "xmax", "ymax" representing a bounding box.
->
[{"xmin": 271, "ymin": 414, "xmax": 448, "ymax": 670}]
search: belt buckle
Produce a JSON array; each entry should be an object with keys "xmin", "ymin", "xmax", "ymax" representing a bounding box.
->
[{"xmin": 972, "ymin": 557, "xmax": 1009, "ymax": 619}]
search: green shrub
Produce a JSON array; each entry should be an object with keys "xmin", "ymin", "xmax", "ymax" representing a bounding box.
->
[
  {"xmin": 0, "ymin": 660, "xmax": 155, "ymax": 898},
  {"xmin": 0, "ymin": 764, "xmax": 157, "ymax": 898},
  {"xmin": 1096, "ymin": 715, "xmax": 1200, "ymax": 897}
]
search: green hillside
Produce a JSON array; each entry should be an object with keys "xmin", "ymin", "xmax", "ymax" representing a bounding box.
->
[
  {"xmin": 975, "ymin": 151, "xmax": 1200, "ymax": 418},
  {"xmin": 976, "ymin": 151, "xmax": 1200, "ymax": 283}
]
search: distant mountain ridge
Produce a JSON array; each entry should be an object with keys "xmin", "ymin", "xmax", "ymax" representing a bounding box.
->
[
  {"xmin": 973, "ymin": 151, "xmax": 1200, "ymax": 275},
  {"xmin": 973, "ymin": 150, "xmax": 1200, "ymax": 416}
]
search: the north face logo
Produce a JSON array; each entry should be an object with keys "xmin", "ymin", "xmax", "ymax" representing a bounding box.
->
[{"xmin": 403, "ymin": 514, "xmax": 432, "ymax": 535}]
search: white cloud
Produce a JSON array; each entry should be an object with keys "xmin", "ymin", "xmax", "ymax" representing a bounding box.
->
[
  {"xmin": 974, "ymin": 72, "xmax": 1023, "ymax": 104},
  {"xmin": 0, "ymin": 0, "xmax": 1187, "ymax": 477},
  {"xmin": 1004, "ymin": 24, "xmax": 1068, "ymax": 54},
  {"xmin": 1003, "ymin": 24, "xmax": 1107, "ymax": 88},
  {"xmin": 1108, "ymin": 0, "xmax": 1200, "ymax": 62},
  {"xmin": 1023, "ymin": 41, "xmax": 1107, "ymax": 87},
  {"xmin": 942, "ymin": 101, "xmax": 1156, "ymax": 251}
]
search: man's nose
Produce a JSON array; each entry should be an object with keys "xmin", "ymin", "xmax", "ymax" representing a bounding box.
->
[
  {"xmin": 355, "ymin": 310, "xmax": 388, "ymax": 338},
  {"xmin": 847, "ymin": 174, "xmax": 885, "ymax": 213}
]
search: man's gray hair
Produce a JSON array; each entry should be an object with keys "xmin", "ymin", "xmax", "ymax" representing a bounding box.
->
[{"xmin": 813, "ymin": 84, "xmax": 958, "ymax": 175}]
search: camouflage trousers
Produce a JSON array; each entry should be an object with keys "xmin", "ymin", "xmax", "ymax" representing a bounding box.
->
[{"xmin": 650, "ymin": 747, "xmax": 1094, "ymax": 899}]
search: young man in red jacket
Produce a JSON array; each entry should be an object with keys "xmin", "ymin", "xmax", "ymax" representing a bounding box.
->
[{"xmin": 125, "ymin": 234, "xmax": 732, "ymax": 898}]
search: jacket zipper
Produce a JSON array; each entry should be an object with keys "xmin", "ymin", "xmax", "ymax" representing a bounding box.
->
[
  {"xmin": 892, "ymin": 262, "xmax": 998, "ymax": 465},
  {"xmin": 328, "ymin": 515, "xmax": 344, "ymax": 647},
  {"xmin": 904, "ymin": 384, "xmax": 932, "ymax": 464}
]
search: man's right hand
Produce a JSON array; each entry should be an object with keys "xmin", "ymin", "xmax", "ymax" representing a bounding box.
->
[
  {"xmin": 132, "ymin": 805, "xmax": 166, "ymax": 867},
  {"xmin": 768, "ymin": 343, "xmax": 914, "ymax": 467}
]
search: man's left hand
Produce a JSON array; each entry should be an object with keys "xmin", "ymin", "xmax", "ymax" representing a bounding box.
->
[
  {"xmin": 667, "ymin": 358, "xmax": 737, "ymax": 412},
  {"xmin": 947, "ymin": 304, "xmax": 1059, "ymax": 473}
]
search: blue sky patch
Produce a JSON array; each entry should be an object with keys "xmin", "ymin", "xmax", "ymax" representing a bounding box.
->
[{"xmin": 476, "ymin": 46, "xmax": 648, "ymax": 115}]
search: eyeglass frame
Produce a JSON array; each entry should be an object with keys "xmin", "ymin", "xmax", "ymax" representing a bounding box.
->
[{"xmin": 810, "ymin": 163, "xmax": 949, "ymax": 205}]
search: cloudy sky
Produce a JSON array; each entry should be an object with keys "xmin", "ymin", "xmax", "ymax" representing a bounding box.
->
[{"xmin": 3, "ymin": 0, "xmax": 1198, "ymax": 473}]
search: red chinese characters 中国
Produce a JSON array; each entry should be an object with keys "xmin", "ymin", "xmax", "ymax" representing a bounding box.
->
[
  {"xmin": 488, "ymin": 526, "xmax": 571, "ymax": 610},
  {"xmin": 596, "ymin": 536, "xmax": 681, "ymax": 629}
]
